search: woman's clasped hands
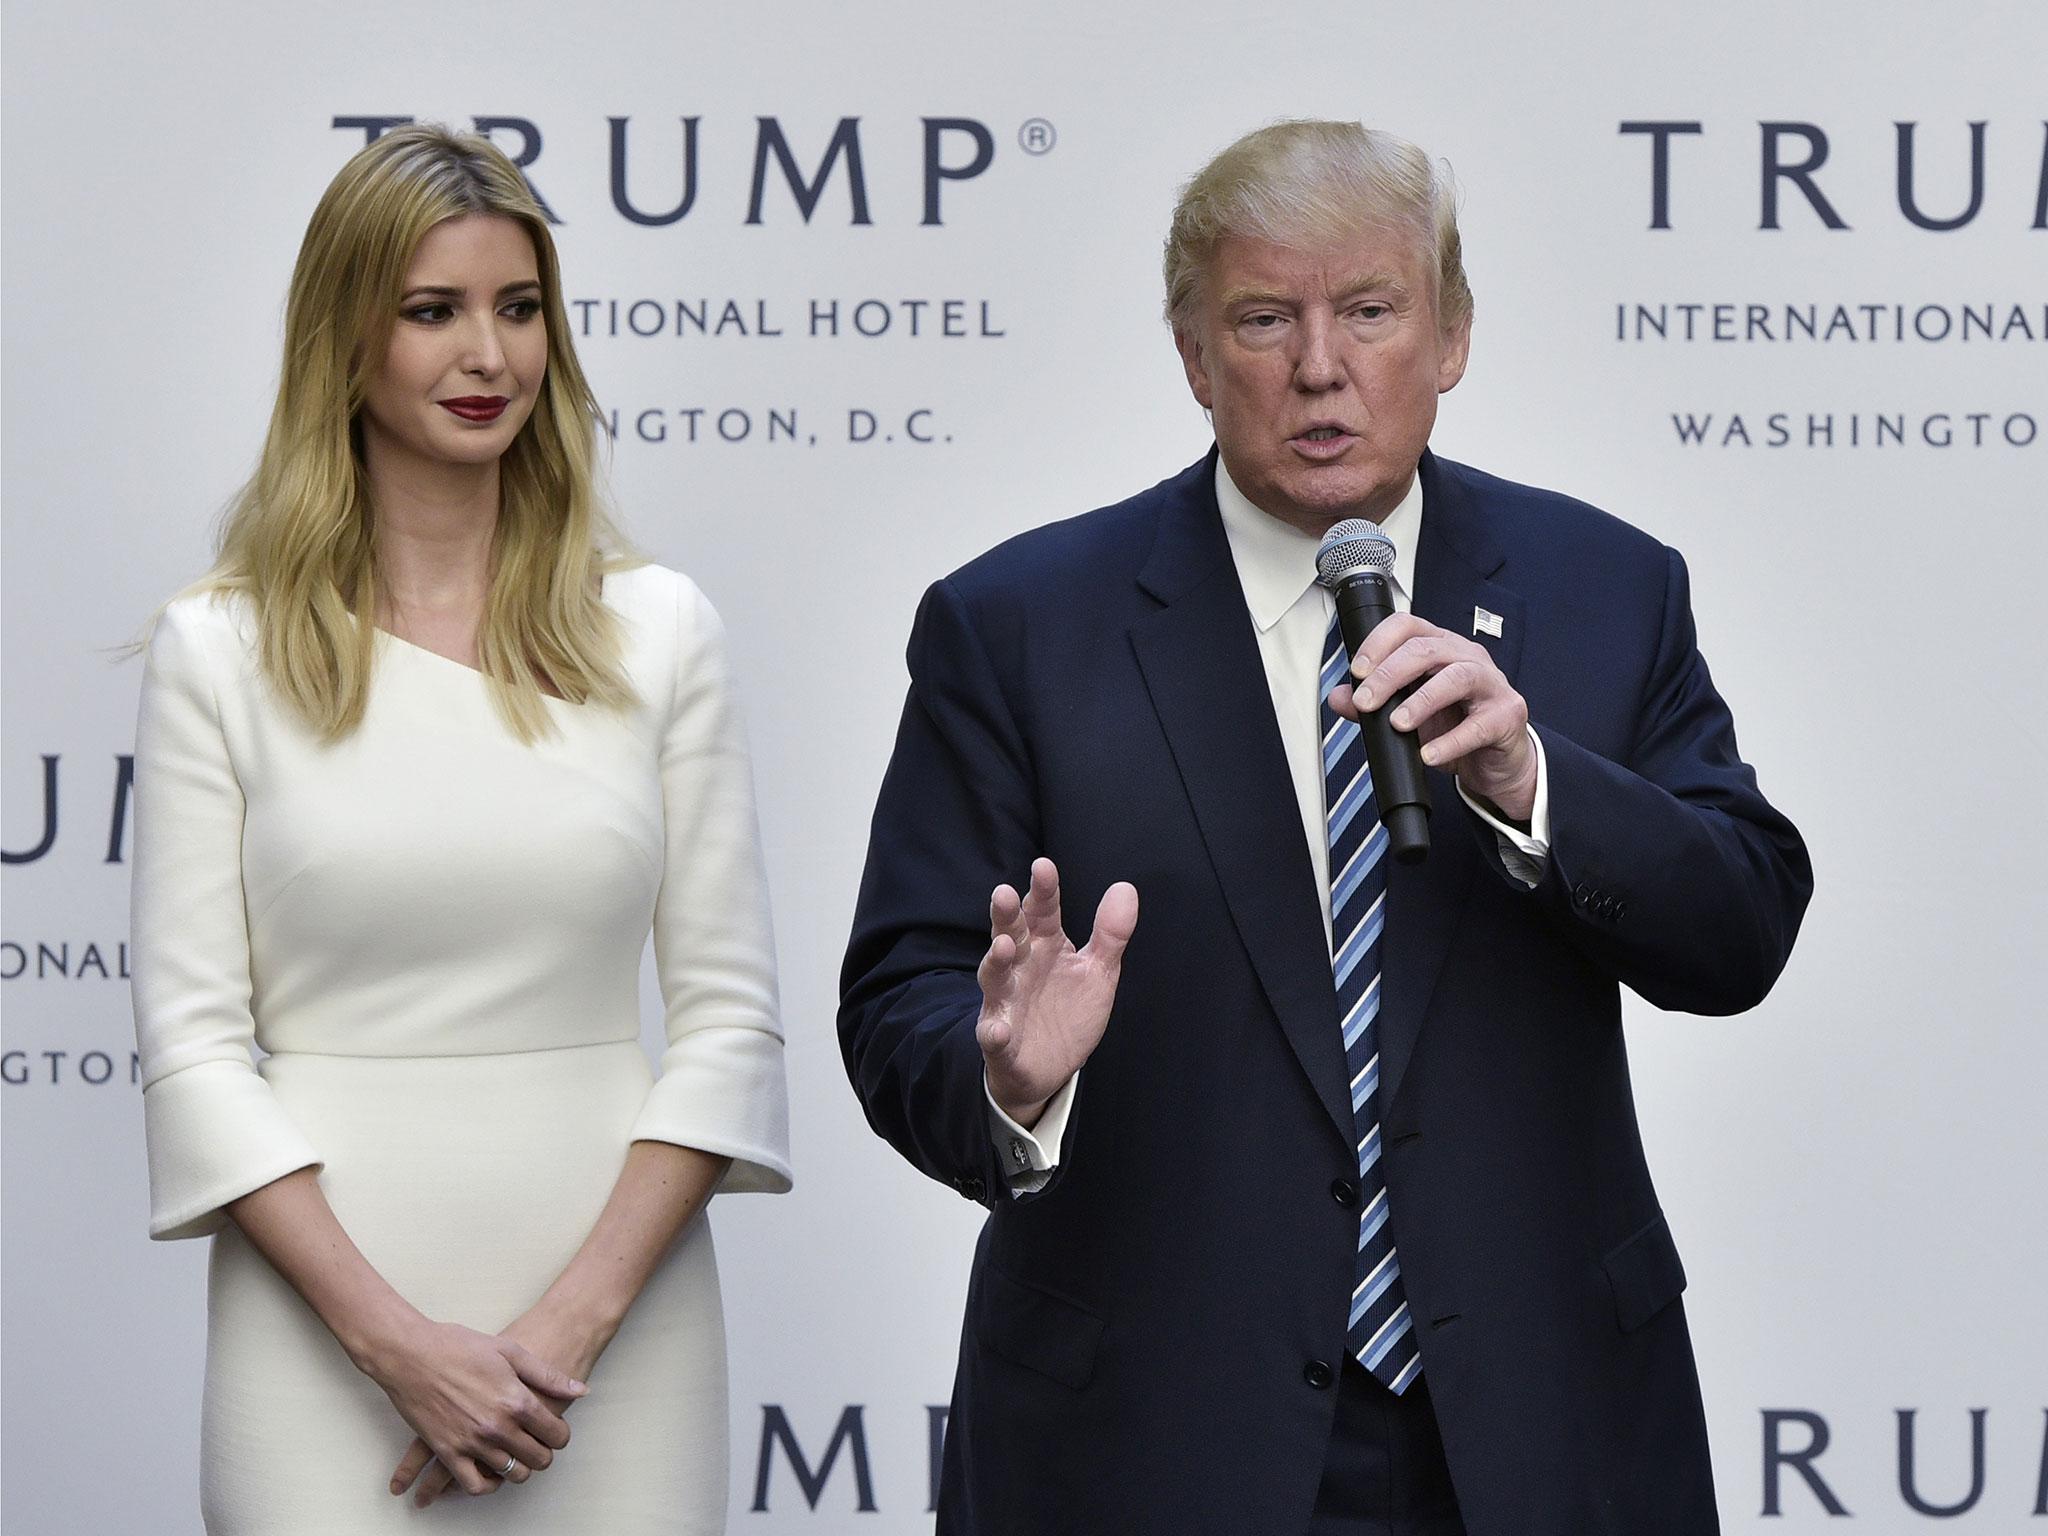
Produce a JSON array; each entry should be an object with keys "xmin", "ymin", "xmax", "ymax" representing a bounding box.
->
[{"xmin": 363, "ymin": 1310, "xmax": 592, "ymax": 1507}]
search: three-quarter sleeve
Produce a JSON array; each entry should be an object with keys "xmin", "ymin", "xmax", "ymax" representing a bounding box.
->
[
  {"xmin": 626, "ymin": 574, "xmax": 793, "ymax": 1192},
  {"xmin": 131, "ymin": 597, "xmax": 320, "ymax": 1239}
]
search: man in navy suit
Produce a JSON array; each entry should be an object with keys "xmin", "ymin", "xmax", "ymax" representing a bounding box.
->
[{"xmin": 840, "ymin": 120, "xmax": 1810, "ymax": 1535}]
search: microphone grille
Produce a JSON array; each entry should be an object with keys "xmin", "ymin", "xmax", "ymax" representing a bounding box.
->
[{"xmin": 1314, "ymin": 519, "xmax": 1395, "ymax": 589}]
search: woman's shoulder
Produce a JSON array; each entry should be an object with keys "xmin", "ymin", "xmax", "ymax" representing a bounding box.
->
[
  {"xmin": 604, "ymin": 559, "xmax": 725, "ymax": 645},
  {"xmin": 148, "ymin": 586, "xmax": 259, "ymax": 668},
  {"xmin": 159, "ymin": 583, "xmax": 254, "ymax": 627},
  {"xmin": 602, "ymin": 561, "xmax": 738, "ymax": 718}
]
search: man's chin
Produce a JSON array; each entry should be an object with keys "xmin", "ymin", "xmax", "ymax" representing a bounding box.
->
[{"xmin": 1278, "ymin": 473, "xmax": 1394, "ymax": 530}]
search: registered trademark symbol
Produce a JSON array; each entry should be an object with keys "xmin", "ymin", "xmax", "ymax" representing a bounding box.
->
[{"xmin": 1018, "ymin": 118, "xmax": 1057, "ymax": 155}]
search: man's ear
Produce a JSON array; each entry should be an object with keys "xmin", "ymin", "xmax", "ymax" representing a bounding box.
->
[
  {"xmin": 1174, "ymin": 324, "xmax": 1214, "ymax": 411},
  {"xmin": 1436, "ymin": 316, "xmax": 1471, "ymax": 394}
]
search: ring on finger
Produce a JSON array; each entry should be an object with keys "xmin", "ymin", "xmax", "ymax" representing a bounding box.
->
[{"xmin": 497, "ymin": 1455, "xmax": 519, "ymax": 1479}]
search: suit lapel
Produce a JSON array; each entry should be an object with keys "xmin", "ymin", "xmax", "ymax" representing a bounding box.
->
[
  {"xmin": 1128, "ymin": 461, "xmax": 1355, "ymax": 1145},
  {"xmin": 1378, "ymin": 452, "xmax": 1524, "ymax": 1115}
]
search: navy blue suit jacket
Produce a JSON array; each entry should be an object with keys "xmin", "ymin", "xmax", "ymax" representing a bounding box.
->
[{"xmin": 840, "ymin": 450, "xmax": 1811, "ymax": 1536}]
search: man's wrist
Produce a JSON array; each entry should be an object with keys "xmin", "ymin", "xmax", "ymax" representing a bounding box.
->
[
  {"xmin": 985, "ymin": 1072, "xmax": 1077, "ymax": 1191},
  {"xmin": 1468, "ymin": 744, "xmax": 1539, "ymax": 826},
  {"xmin": 994, "ymin": 1091, "xmax": 1050, "ymax": 1131},
  {"xmin": 1469, "ymin": 789, "xmax": 1531, "ymax": 832}
]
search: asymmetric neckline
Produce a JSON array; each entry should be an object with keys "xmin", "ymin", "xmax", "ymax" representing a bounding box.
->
[{"xmin": 373, "ymin": 626, "xmax": 576, "ymax": 707}]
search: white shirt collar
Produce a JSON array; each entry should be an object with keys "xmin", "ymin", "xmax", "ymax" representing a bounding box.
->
[{"xmin": 1213, "ymin": 456, "xmax": 1423, "ymax": 633}]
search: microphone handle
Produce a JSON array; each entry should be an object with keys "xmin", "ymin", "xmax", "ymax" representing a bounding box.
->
[{"xmin": 1331, "ymin": 572, "xmax": 1431, "ymax": 864}]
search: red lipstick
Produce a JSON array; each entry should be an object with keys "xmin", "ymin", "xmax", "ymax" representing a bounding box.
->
[{"xmin": 439, "ymin": 396, "xmax": 510, "ymax": 423}]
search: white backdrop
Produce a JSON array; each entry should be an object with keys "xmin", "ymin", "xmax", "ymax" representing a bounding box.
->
[{"xmin": 4, "ymin": 2, "xmax": 2045, "ymax": 1530}]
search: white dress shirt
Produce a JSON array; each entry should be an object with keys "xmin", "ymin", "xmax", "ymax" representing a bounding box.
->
[{"xmin": 987, "ymin": 460, "xmax": 1551, "ymax": 1188}]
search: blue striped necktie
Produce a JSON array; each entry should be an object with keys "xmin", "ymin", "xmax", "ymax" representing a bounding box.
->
[{"xmin": 1320, "ymin": 613, "xmax": 1422, "ymax": 1395}]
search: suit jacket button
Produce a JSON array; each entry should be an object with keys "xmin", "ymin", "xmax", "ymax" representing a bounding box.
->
[
  {"xmin": 1573, "ymin": 881, "xmax": 1594, "ymax": 907},
  {"xmin": 1330, "ymin": 1179, "xmax": 1359, "ymax": 1209},
  {"xmin": 1304, "ymin": 1360, "xmax": 1335, "ymax": 1390},
  {"xmin": 961, "ymin": 1176, "xmax": 987, "ymax": 1201}
]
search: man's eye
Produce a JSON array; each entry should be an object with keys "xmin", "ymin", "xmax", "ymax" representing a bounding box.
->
[
  {"xmin": 1245, "ymin": 314, "xmax": 1284, "ymax": 329},
  {"xmin": 1353, "ymin": 303, "xmax": 1391, "ymax": 321}
]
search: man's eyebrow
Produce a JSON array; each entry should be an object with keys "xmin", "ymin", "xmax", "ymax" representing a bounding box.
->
[
  {"xmin": 1332, "ymin": 271, "xmax": 1412, "ymax": 301},
  {"xmin": 1215, "ymin": 273, "xmax": 1413, "ymax": 310},
  {"xmin": 1216, "ymin": 285, "xmax": 1293, "ymax": 310}
]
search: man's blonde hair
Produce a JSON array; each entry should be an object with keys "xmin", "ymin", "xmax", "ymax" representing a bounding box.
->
[{"xmin": 1163, "ymin": 120, "xmax": 1473, "ymax": 339}]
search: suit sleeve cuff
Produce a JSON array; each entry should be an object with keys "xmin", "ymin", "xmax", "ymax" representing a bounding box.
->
[
  {"xmin": 1457, "ymin": 725, "xmax": 1551, "ymax": 887},
  {"xmin": 984, "ymin": 1071, "xmax": 1078, "ymax": 1196}
]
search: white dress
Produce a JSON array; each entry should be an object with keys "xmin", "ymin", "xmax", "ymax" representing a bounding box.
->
[{"xmin": 130, "ymin": 564, "xmax": 792, "ymax": 1534}]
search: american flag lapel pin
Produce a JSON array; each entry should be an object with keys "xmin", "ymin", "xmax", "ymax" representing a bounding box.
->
[{"xmin": 1472, "ymin": 606, "xmax": 1505, "ymax": 639}]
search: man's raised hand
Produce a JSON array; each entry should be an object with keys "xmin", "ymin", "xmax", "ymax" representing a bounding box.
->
[{"xmin": 976, "ymin": 858, "xmax": 1138, "ymax": 1128}]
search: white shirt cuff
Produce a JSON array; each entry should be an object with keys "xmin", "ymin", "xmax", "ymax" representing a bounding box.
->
[
  {"xmin": 1456, "ymin": 725, "xmax": 1551, "ymax": 887},
  {"xmin": 984, "ymin": 1071, "xmax": 1078, "ymax": 1196}
]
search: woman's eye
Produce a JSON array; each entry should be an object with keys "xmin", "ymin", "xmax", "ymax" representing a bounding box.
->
[
  {"xmin": 404, "ymin": 303, "xmax": 453, "ymax": 324},
  {"xmin": 502, "ymin": 298, "xmax": 543, "ymax": 320}
]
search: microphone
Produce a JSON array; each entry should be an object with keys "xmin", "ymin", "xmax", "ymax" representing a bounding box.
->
[{"xmin": 1315, "ymin": 520, "xmax": 1430, "ymax": 865}]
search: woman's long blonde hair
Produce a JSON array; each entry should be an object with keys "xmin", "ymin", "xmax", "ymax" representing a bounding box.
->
[{"xmin": 206, "ymin": 123, "xmax": 636, "ymax": 742}]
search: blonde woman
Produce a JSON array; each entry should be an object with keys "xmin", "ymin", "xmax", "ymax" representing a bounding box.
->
[{"xmin": 130, "ymin": 125, "xmax": 790, "ymax": 1533}]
